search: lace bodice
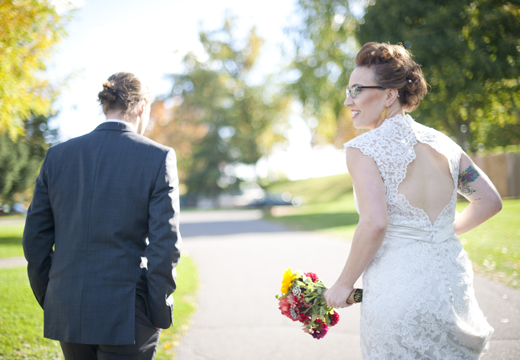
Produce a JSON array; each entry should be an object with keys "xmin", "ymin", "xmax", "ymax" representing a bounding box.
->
[{"xmin": 345, "ymin": 114, "xmax": 463, "ymax": 230}]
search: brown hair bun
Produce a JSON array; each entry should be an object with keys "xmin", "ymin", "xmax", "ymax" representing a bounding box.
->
[
  {"xmin": 97, "ymin": 72, "xmax": 149, "ymax": 117},
  {"xmin": 97, "ymin": 80, "xmax": 118, "ymax": 104},
  {"xmin": 355, "ymin": 42, "xmax": 428, "ymax": 111}
]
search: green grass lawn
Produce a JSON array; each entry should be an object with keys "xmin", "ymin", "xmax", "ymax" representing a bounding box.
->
[
  {"xmin": 0, "ymin": 215, "xmax": 26, "ymax": 258},
  {"xmin": 0, "ymin": 247, "xmax": 198, "ymax": 359},
  {"xmin": 156, "ymin": 255, "xmax": 198, "ymax": 359},
  {"xmin": 457, "ymin": 199, "xmax": 520, "ymax": 288},
  {"xmin": 266, "ymin": 192, "xmax": 359, "ymax": 239},
  {"xmin": 266, "ymin": 173, "xmax": 352, "ymax": 205},
  {"xmin": 0, "ymin": 266, "xmax": 62, "ymax": 359},
  {"xmin": 266, "ymin": 174, "xmax": 520, "ymax": 289}
]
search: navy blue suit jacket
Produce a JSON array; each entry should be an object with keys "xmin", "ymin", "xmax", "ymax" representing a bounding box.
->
[{"xmin": 23, "ymin": 122, "xmax": 181, "ymax": 345}]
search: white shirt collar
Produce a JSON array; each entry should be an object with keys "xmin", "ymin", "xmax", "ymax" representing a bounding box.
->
[{"xmin": 104, "ymin": 119, "xmax": 136, "ymax": 132}]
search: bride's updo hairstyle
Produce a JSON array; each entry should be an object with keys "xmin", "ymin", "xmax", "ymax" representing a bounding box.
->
[
  {"xmin": 355, "ymin": 42, "xmax": 428, "ymax": 112},
  {"xmin": 97, "ymin": 72, "xmax": 149, "ymax": 119}
]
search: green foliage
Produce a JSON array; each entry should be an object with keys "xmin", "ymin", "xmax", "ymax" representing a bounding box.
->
[
  {"xmin": 287, "ymin": 0, "xmax": 359, "ymax": 146},
  {"xmin": 0, "ymin": 0, "xmax": 70, "ymax": 138},
  {"xmin": 357, "ymin": 0, "xmax": 520, "ymax": 150},
  {"xmin": 0, "ymin": 115, "xmax": 57, "ymax": 205},
  {"xmin": 151, "ymin": 18, "xmax": 288, "ymax": 198}
]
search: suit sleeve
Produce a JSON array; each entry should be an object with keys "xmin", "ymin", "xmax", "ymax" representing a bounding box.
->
[
  {"xmin": 22, "ymin": 151, "xmax": 55, "ymax": 309},
  {"xmin": 146, "ymin": 148, "xmax": 182, "ymax": 329}
]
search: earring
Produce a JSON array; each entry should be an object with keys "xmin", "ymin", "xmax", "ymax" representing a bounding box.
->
[{"xmin": 379, "ymin": 106, "xmax": 388, "ymax": 121}]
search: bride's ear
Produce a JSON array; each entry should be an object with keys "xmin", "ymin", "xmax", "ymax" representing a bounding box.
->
[{"xmin": 385, "ymin": 89, "xmax": 399, "ymax": 107}]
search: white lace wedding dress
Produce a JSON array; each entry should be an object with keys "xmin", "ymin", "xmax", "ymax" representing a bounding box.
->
[{"xmin": 344, "ymin": 114, "xmax": 493, "ymax": 359}]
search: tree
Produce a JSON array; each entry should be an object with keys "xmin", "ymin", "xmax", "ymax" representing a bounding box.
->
[
  {"xmin": 285, "ymin": 0, "xmax": 359, "ymax": 147},
  {"xmin": 0, "ymin": 114, "xmax": 58, "ymax": 206},
  {"xmin": 0, "ymin": 0, "xmax": 69, "ymax": 138},
  {"xmin": 357, "ymin": 0, "xmax": 520, "ymax": 150},
  {"xmin": 148, "ymin": 19, "xmax": 288, "ymax": 198}
]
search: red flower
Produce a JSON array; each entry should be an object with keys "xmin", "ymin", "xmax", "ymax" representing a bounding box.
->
[
  {"xmin": 299, "ymin": 312, "xmax": 311, "ymax": 324},
  {"xmin": 305, "ymin": 272, "xmax": 319, "ymax": 282},
  {"xmin": 311, "ymin": 318, "xmax": 329, "ymax": 339},
  {"xmin": 329, "ymin": 311, "xmax": 340, "ymax": 326},
  {"xmin": 278, "ymin": 297, "xmax": 297, "ymax": 322}
]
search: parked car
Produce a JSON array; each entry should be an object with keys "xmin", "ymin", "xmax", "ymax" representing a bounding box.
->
[{"xmin": 247, "ymin": 193, "xmax": 294, "ymax": 207}]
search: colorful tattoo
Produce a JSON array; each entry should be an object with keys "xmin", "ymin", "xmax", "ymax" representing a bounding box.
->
[{"xmin": 458, "ymin": 166, "xmax": 480, "ymax": 196}]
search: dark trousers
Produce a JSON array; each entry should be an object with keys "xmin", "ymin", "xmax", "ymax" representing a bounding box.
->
[{"xmin": 60, "ymin": 295, "xmax": 160, "ymax": 360}]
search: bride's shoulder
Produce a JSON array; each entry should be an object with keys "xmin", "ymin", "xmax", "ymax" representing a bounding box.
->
[
  {"xmin": 411, "ymin": 118, "xmax": 463, "ymax": 157},
  {"xmin": 344, "ymin": 126, "xmax": 385, "ymax": 146},
  {"xmin": 344, "ymin": 119, "xmax": 395, "ymax": 151},
  {"xmin": 343, "ymin": 128, "xmax": 388, "ymax": 161},
  {"xmin": 412, "ymin": 119, "xmax": 460, "ymax": 146},
  {"xmin": 344, "ymin": 131, "xmax": 375, "ymax": 152}
]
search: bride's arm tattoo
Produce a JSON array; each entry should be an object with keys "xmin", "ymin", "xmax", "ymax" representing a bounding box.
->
[{"xmin": 458, "ymin": 166, "xmax": 480, "ymax": 196}]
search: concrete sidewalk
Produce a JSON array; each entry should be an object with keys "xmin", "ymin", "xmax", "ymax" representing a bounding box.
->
[
  {"xmin": 175, "ymin": 210, "xmax": 520, "ymax": 360},
  {"xmin": 0, "ymin": 256, "xmax": 26, "ymax": 268}
]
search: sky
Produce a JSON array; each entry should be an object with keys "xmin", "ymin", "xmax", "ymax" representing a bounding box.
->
[{"xmin": 49, "ymin": 0, "xmax": 348, "ymax": 180}]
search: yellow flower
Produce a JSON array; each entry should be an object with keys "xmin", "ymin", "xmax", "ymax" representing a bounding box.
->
[{"xmin": 281, "ymin": 268, "xmax": 296, "ymax": 294}]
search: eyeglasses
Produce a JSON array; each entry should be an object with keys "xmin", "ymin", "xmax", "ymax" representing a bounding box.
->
[{"xmin": 346, "ymin": 85, "xmax": 385, "ymax": 99}]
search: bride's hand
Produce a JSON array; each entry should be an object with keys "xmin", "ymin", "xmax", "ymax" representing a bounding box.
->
[{"xmin": 324, "ymin": 283, "xmax": 354, "ymax": 309}]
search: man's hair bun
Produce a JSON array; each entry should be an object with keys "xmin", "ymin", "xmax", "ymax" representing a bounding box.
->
[
  {"xmin": 97, "ymin": 72, "xmax": 149, "ymax": 117},
  {"xmin": 97, "ymin": 81, "xmax": 118, "ymax": 104}
]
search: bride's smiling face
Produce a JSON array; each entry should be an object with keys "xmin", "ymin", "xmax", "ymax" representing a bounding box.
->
[{"xmin": 344, "ymin": 66, "xmax": 388, "ymax": 130}]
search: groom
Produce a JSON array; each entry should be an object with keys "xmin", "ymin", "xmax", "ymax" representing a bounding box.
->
[{"xmin": 23, "ymin": 72, "xmax": 181, "ymax": 359}]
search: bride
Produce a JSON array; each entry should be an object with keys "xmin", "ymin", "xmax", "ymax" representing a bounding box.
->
[{"xmin": 324, "ymin": 42, "xmax": 502, "ymax": 359}]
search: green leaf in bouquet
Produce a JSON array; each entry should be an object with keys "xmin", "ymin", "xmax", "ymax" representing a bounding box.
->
[
  {"xmin": 319, "ymin": 307, "xmax": 325, "ymax": 318},
  {"xmin": 311, "ymin": 312, "xmax": 318, "ymax": 322}
]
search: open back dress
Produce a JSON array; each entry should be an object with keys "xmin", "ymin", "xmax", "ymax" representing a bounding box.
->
[{"xmin": 344, "ymin": 114, "xmax": 493, "ymax": 359}]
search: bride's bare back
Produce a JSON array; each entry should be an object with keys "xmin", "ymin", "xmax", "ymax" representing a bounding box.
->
[{"xmin": 398, "ymin": 142, "xmax": 454, "ymax": 223}]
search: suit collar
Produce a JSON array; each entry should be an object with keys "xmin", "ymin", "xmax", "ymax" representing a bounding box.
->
[{"xmin": 94, "ymin": 121, "xmax": 136, "ymax": 133}]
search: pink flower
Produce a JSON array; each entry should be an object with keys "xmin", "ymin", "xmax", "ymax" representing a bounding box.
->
[
  {"xmin": 288, "ymin": 295, "xmax": 298, "ymax": 307},
  {"xmin": 305, "ymin": 272, "xmax": 319, "ymax": 282},
  {"xmin": 278, "ymin": 297, "xmax": 297, "ymax": 322}
]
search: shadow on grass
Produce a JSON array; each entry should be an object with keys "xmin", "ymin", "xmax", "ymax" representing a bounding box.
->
[
  {"xmin": 0, "ymin": 237, "xmax": 22, "ymax": 246},
  {"xmin": 269, "ymin": 212, "xmax": 359, "ymax": 232},
  {"xmin": 0, "ymin": 236, "xmax": 24, "ymax": 258}
]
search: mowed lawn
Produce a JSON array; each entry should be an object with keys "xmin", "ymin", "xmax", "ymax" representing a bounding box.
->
[
  {"xmin": 266, "ymin": 174, "xmax": 520, "ymax": 289},
  {"xmin": 0, "ymin": 216, "xmax": 198, "ymax": 359},
  {"xmin": 0, "ymin": 215, "xmax": 26, "ymax": 258}
]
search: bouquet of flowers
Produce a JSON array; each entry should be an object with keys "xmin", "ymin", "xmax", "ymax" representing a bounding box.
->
[{"xmin": 276, "ymin": 268, "xmax": 362, "ymax": 339}]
